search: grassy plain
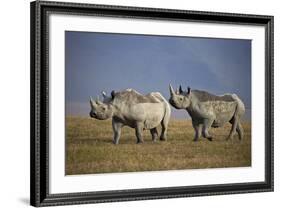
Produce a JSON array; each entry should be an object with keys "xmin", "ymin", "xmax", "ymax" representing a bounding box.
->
[{"xmin": 66, "ymin": 116, "xmax": 251, "ymax": 175}]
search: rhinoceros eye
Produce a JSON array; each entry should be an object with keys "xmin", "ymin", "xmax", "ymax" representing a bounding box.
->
[
  {"xmin": 179, "ymin": 97, "xmax": 183, "ymax": 101},
  {"xmin": 101, "ymin": 106, "xmax": 106, "ymax": 111}
]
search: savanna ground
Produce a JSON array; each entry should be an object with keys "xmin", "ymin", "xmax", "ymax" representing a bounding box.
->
[{"xmin": 66, "ymin": 116, "xmax": 251, "ymax": 175}]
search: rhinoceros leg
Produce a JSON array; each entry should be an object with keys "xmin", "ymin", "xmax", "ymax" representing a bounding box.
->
[
  {"xmin": 158, "ymin": 103, "xmax": 170, "ymax": 141},
  {"xmin": 229, "ymin": 119, "xmax": 244, "ymax": 140},
  {"xmin": 236, "ymin": 121, "xmax": 244, "ymax": 140},
  {"xmin": 150, "ymin": 128, "xmax": 158, "ymax": 142},
  {"xmin": 202, "ymin": 118, "xmax": 214, "ymax": 141},
  {"xmin": 112, "ymin": 121, "xmax": 123, "ymax": 144},
  {"xmin": 135, "ymin": 122, "xmax": 144, "ymax": 144},
  {"xmin": 227, "ymin": 116, "xmax": 238, "ymax": 140},
  {"xmin": 160, "ymin": 111, "xmax": 170, "ymax": 141},
  {"xmin": 192, "ymin": 121, "xmax": 202, "ymax": 142},
  {"xmin": 160, "ymin": 123, "xmax": 167, "ymax": 141}
]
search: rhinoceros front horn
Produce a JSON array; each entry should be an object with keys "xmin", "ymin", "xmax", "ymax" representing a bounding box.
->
[
  {"xmin": 169, "ymin": 84, "xmax": 175, "ymax": 96},
  {"xmin": 90, "ymin": 96, "xmax": 96, "ymax": 107}
]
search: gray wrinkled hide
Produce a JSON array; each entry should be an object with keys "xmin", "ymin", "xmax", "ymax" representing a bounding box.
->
[
  {"xmin": 90, "ymin": 89, "xmax": 171, "ymax": 144},
  {"xmin": 169, "ymin": 85, "xmax": 245, "ymax": 141}
]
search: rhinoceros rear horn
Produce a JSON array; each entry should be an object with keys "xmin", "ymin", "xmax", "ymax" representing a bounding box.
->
[
  {"xmin": 169, "ymin": 84, "xmax": 175, "ymax": 96},
  {"xmin": 179, "ymin": 85, "xmax": 183, "ymax": 94},
  {"xmin": 111, "ymin": 90, "xmax": 115, "ymax": 99},
  {"xmin": 96, "ymin": 96, "xmax": 103, "ymax": 105}
]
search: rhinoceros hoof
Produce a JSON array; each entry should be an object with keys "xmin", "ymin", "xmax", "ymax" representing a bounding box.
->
[
  {"xmin": 112, "ymin": 141, "xmax": 119, "ymax": 145},
  {"xmin": 160, "ymin": 137, "xmax": 166, "ymax": 141},
  {"xmin": 226, "ymin": 136, "xmax": 233, "ymax": 141},
  {"xmin": 207, "ymin": 137, "xmax": 213, "ymax": 141},
  {"xmin": 136, "ymin": 140, "xmax": 144, "ymax": 144}
]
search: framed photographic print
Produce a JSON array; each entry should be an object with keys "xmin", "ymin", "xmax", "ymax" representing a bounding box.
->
[{"xmin": 30, "ymin": 0, "xmax": 274, "ymax": 207}]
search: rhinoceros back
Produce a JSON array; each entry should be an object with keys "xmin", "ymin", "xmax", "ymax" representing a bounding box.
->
[
  {"xmin": 192, "ymin": 90, "xmax": 235, "ymax": 102},
  {"xmin": 113, "ymin": 89, "xmax": 166, "ymax": 105}
]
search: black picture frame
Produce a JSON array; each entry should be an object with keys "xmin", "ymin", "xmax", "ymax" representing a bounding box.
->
[{"xmin": 30, "ymin": 0, "xmax": 274, "ymax": 207}]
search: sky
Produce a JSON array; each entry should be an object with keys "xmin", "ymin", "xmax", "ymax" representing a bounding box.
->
[{"xmin": 65, "ymin": 31, "xmax": 251, "ymax": 120}]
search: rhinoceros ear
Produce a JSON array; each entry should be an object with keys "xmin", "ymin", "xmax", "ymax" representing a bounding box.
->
[
  {"xmin": 179, "ymin": 85, "xmax": 183, "ymax": 94},
  {"xmin": 111, "ymin": 90, "xmax": 115, "ymax": 99},
  {"xmin": 187, "ymin": 87, "xmax": 191, "ymax": 95},
  {"xmin": 102, "ymin": 91, "xmax": 107, "ymax": 98}
]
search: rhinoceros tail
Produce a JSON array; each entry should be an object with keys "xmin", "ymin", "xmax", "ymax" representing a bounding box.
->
[
  {"xmin": 158, "ymin": 93, "xmax": 171, "ymax": 123},
  {"xmin": 232, "ymin": 94, "xmax": 245, "ymax": 116},
  {"xmin": 151, "ymin": 92, "xmax": 171, "ymax": 122}
]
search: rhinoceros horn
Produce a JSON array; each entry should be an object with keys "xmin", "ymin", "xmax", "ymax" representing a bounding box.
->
[
  {"xmin": 179, "ymin": 85, "xmax": 183, "ymax": 94},
  {"xmin": 90, "ymin": 96, "xmax": 96, "ymax": 107},
  {"xmin": 96, "ymin": 96, "xmax": 103, "ymax": 105},
  {"xmin": 169, "ymin": 84, "xmax": 175, "ymax": 96}
]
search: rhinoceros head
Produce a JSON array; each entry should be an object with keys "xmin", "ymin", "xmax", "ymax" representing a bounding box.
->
[
  {"xmin": 89, "ymin": 96, "xmax": 113, "ymax": 120},
  {"xmin": 169, "ymin": 84, "xmax": 191, "ymax": 109}
]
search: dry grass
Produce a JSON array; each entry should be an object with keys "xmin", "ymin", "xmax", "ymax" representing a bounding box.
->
[{"xmin": 66, "ymin": 116, "xmax": 251, "ymax": 175}]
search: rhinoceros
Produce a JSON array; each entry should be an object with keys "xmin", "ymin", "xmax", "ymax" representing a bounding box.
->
[
  {"xmin": 169, "ymin": 84, "xmax": 245, "ymax": 141},
  {"xmin": 89, "ymin": 89, "xmax": 171, "ymax": 144}
]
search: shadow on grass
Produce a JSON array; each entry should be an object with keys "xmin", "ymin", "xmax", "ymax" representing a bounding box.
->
[{"xmin": 68, "ymin": 137, "xmax": 113, "ymax": 145}]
